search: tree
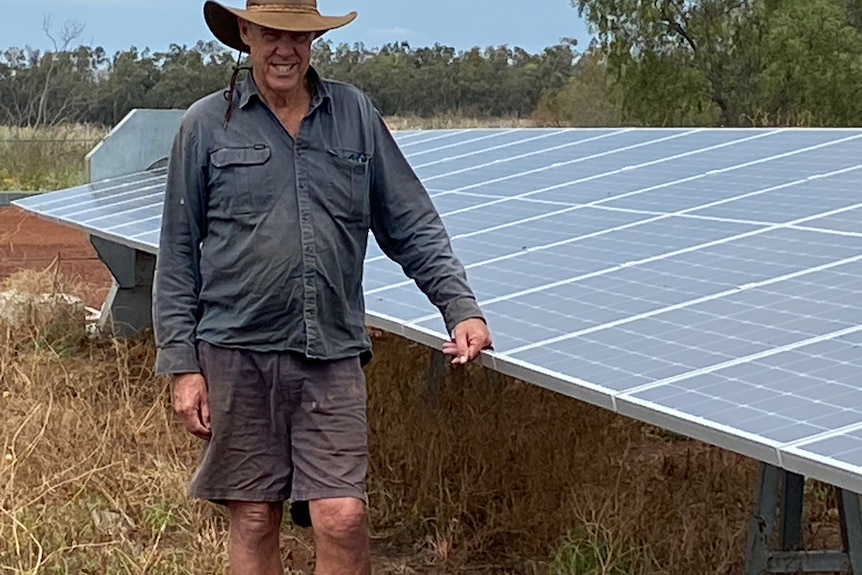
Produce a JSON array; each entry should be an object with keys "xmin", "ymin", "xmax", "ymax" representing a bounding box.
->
[
  {"xmin": 145, "ymin": 41, "xmax": 236, "ymax": 110},
  {"xmin": 533, "ymin": 45, "xmax": 623, "ymax": 127},
  {"xmin": 570, "ymin": 0, "xmax": 862, "ymax": 127},
  {"xmin": 754, "ymin": 0, "xmax": 862, "ymax": 126},
  {"xmin": 0, "ymin": 16, "xmax": 106, "ymax": 128},
  {"xmin": 570, "ymin": 0, "xmax": 761, "ymax": 126}
]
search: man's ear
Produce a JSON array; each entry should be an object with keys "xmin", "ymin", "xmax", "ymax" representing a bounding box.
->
[{"xmin": 238, "ymin": 19, "xmax": 252, "ymax": 44}]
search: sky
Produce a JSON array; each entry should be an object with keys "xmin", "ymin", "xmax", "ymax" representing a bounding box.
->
[{"xmin": 1, "ymin": 0, "xmax": 593, "ymax": 56}]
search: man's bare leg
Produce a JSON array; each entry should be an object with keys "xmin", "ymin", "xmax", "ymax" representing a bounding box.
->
[
  {"xmin": 310, "ymin": 497, "xmax": 371, "ymax": 575},
  {"xmin": 227, "ymin": 501, "xmax": 283, "ymax": 575}
]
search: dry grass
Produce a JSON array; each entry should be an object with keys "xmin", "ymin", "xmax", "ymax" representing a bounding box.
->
[
  {"xmin": 0, "ymin": 124, "xmax": 108, "ymax": 192},
  {"xmin": 0, "ymin": 270, "xmax": 240, "ymax": 574},
  {"xmin": 0, "ymin": 125, "xmax": 107, "ymax": 142},
  {"xmin": 0, "ymin": 270, "xmax": 847, "ymax": 574},
  {"xmin": 383, "ymin": 115, "xmax": 535, "ymax": 130},
  {"xmin": 363, "ymin": 337, "xmax": 760, "ymax": 574}
]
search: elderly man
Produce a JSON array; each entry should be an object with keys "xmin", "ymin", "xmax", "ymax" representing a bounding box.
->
[{"xmin": 152, "ymin": 0, "xmax": 492, "ymax": 573}]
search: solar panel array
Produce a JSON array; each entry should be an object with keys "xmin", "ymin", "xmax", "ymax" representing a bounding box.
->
[{"xmin": 14, "ymin": 127, "xmax": 862, "ymax": 494}]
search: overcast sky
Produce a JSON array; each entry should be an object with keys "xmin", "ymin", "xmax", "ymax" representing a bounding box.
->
[{"xmin": 1, "ymin": 0, "xmax": 593, "ymax": 56}]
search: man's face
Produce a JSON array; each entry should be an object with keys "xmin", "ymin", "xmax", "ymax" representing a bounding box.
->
[{"xmin": 239, "ymin": 20, "xmax": 315, "ymax": 97}]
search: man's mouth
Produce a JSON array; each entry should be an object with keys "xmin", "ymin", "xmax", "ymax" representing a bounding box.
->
[{"xmin": 272, "ymin": 63, "xmax": 298, "ymax": 74}]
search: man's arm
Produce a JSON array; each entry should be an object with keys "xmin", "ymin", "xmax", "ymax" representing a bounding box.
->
[
  {"xmin": 153, "ymin": 118, "xmax": 207, "ymax": 377},
  {"xmin": 368, "ymin": 109, "xmax": 486, "ymax": 338}
]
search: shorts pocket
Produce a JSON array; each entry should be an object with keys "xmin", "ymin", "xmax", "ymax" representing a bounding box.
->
[
  {"xmin": 209, "ymin": 144, "xmax": 276, "ymax": 216},
  {"xmin": 324, "ymin": 148, "xmax": 371, "ymax": 227}
]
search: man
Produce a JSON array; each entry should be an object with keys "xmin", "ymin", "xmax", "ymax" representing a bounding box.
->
[{"xmin": 152, "ymin": 0, "xmax": 493, "ymax": 573}]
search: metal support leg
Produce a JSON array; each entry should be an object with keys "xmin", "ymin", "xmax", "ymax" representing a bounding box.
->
[
  {"xmin": 780, "ymin": 471, "xmax": 804, "ymax": 552},
  {"xmin": 90, "ymin": 236, "xmax": 156, "ymax": 338},
  {"xmin": 746, "ymin": 463, "xmax": 781, "ymax": 575},
  {"xmin": 426, "ymin": 348, "xmax": 447, "ymax": 406},
  {"xmin": 486, "ymin": 369, "xmax": 505, "ymax": 394},
  {"xmin": 840, "ymin": 489, "xmax": 862, "ymax": 574},
  {"xmin": 746, "ymin": 462, "xmax": 862, "ymax": 574}
]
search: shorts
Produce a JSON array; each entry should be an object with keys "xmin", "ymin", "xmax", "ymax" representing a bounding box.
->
[{"xmin": 188, "ymin": 340, "xmax": 368, "ymax": 506}]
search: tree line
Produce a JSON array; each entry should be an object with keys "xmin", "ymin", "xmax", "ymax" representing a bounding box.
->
[
  {"xmin": 1, "ymin": 0, "xmax": 861, "ymax": 130},
  {"xmin": 0, "ymin": 18, "xmax": 580, "ymax": 129}
]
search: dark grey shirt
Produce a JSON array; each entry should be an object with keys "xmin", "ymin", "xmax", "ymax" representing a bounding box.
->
[{"xmin": 153, "ymin": 68, "xmax": 484, "ymax": 376}]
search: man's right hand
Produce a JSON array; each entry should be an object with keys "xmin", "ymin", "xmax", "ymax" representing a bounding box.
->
[{"xmin": 172, "ymin": 373, "xmax": 212, "ymax": 440}]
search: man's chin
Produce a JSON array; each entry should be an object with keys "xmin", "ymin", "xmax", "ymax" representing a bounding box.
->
[{"xmin": 264, "ymin": 77, "xmax": 300, "ymax": 94}]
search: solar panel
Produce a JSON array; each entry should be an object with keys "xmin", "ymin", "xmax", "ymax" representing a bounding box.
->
[
  {"xmin": 14, "ymin": 167, "xmax": 168, "ymax": 254},
  {"xmin": 13, "ymin": 126, "xmax": 862, "ymax": 494}
]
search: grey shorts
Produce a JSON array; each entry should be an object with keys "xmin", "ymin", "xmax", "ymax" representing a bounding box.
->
[{"xmin": 189, "ymin": 340, "xmax": 368, "ymax": 506}]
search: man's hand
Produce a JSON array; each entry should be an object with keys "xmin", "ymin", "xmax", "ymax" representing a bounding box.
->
[
  {"xmin": 172, "ymin": 373, "xmax": 212, "ymax": 440},
  {"xmin": 442, "ymin": 318, "xmax": 493, "ymax": 365}
]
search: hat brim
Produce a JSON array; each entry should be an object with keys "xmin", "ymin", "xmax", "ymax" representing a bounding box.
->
[{"xmin": 204, "ymin": 1, "xmax": 357, "ymax": 53}]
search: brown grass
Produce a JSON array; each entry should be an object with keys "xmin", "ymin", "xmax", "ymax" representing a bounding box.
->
[
  {"xmin": 0, "ymin": 125, "xmax": 107, "ymax": 192},
  {"xmin": 383, "ymin": 115, "xmax": 535, "ymax": 131},
  {"xmin": 0, "ymin": 270, "xmax": 846, "ymax": 574}
]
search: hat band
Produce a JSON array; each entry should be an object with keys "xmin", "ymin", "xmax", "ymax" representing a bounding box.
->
[{"xmin": 246, "ymin": 4, "xmax": 320, "ymax": 15}]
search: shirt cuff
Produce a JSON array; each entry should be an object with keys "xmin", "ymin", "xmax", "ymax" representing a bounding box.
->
[
  {"xmin": 442, "ymin": 297, "xmax": 486, "ymax": 335},
  {"xmin": 155, "ymin": 345, "xmax": 200, "ymax": 377}
]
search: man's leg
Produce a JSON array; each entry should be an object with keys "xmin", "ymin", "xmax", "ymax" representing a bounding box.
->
[
  {"xmin": 190, "ymin": 343, "xmax": 297, "ymax": 574},
  {"xmin": 289, "ymin": 355, "xmax": 371, "ymax": 574},
  {"xmin": 227, "ymin": 501, "xmax": 284, "ymax": 575},
  {"xmin": 310, "ymin": 497, "xmax": 371, "ymax": 575}
]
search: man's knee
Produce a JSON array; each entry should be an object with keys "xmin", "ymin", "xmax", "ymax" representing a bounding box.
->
[
  {"xmin": 310, "ymin": 498, "xmax": 367, "ymax": 541},
  {"xmin": 228, "ymin": 501, "xmax": 283, "ymax": 541}
]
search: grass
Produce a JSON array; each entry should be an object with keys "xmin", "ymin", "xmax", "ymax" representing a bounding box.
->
[
  {"xmin": 0, "ymin": 125, "xmax": 107, "ymax": 192},
  {"xmin": 382, "ymin": 115, "xmax": 535, "ymax": 130},
  {"xmin": 0, "ymin": 268, "xmax": 848, "ymax": 574},
  {"xmin": 547, "ymin": 526, "xmax": 654, "ymax": 575}
]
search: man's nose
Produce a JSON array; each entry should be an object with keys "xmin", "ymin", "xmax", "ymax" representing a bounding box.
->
[{"xmin": 273, "ymin": 43, "xmax": 299, "ymax": 57}]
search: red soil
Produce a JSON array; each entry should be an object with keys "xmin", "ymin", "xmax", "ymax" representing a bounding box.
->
[{"xmin": 0, "ymin": 206, "xmax": 113, "ymax": 308}]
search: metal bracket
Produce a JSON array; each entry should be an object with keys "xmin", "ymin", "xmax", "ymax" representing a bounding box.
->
[
  {"xmin": 90, "ymin": 236, "xmax": 156, "ymax": 338},
  {"xmin": 746, "ymin": 463, "xmax": 862, "ymax": 574}
]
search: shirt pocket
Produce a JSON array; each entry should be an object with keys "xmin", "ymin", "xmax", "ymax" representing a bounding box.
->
[
  {"xmin": 324, "ymin": 147, "xmax": 371, "ymax": 227},
  {"xmin": 208, "ymin": 144, "xmax": 276, "ymax": 216}
]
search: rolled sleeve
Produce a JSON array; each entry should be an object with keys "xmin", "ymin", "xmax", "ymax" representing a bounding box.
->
[
  {"xmin": 153, "ymin": 117, "xmax": 207, "ymax": 377},
  {"xmin": 368, "ymin": 109, "xmax": 485, "ymax": 335}
]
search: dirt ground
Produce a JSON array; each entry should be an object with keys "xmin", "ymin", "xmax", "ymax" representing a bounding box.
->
[{"xmin": 0, "ymin": 206, "xmax": 112, "ymax": 306}]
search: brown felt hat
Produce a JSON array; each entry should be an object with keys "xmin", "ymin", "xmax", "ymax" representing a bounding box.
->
[{"xmin": 204, "ymin": 0, "xmax": 357, "ymax": 52}]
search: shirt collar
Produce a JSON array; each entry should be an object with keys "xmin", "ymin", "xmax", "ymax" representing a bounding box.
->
[{"xmin": 238, "ymin": 65, "xmax": 332, "ymax": 114}]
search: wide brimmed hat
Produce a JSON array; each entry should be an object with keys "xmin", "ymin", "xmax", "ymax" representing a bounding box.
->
[{"xmin": 204, "ymin": 0, "xmax": 357, "ymax": 53}]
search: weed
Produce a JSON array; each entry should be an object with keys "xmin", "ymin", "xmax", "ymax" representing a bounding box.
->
[{"xmin": 548, "ymin": 526, "xmax": 654, "ymax": 575}]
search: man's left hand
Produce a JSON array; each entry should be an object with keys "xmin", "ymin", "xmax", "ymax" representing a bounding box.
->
[{"xmin": 443, "ymin": 318, "xmax": 493, "ymax": 365}]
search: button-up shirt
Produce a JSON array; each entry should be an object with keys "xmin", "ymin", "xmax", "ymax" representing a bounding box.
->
[{"xmin": 153, "ymin": 67, "xmax": 484, "ymax": 376}]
